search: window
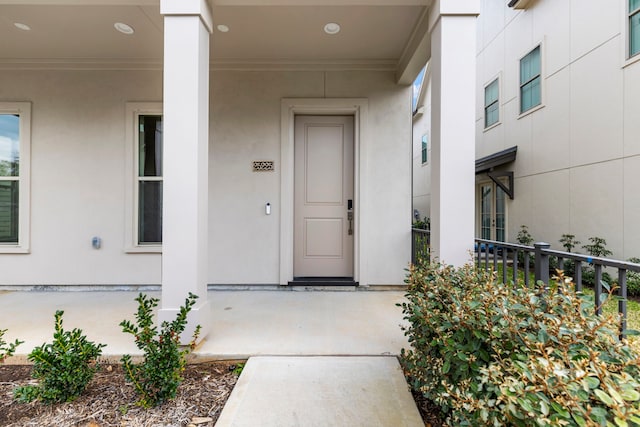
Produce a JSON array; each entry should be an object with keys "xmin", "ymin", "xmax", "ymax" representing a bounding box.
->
[
  {"xmin": 631, "ymin": 0, "xmax": 640, "ymax": 58},
  {"xmin": 137, "ymin": 115, "xmax": 163, "ymax": 244},
  {"xmin": 125, "ymin": 103, "xmax": 162, "ymax": 252},
  {"xmin": 421, "ymin": 135, "xmax": 428, "ymax": 164},
  {"xmin": 484, "ymin": 78, "xmax": 499, "ymax": 128},
  {"xmin": 520, "ymin": 46, "xmax": 541, "ymax": 114},
  {"xmin": 0, "ymin": 103, "xmax": 30, "ymax": 253}
]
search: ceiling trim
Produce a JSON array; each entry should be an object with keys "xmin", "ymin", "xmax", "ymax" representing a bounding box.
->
[
  {"xmin": 0, "ymin": 0, "xmax": 429, "ymax": 4},
  {"xmin": 0, "ymin": 58, "xmax": 397, "ymax": 72},
  {"xmin": 211, "ymin": 59, "xmax": 396, "ymax": 71},
  {"xmin": 0, "ymin": 59, "xmax": 164, "ymax": 71},
  {"xmin": 211, "ymin": 0, "xmax": 429, "ymax": 5},
  {"xmin": 0, "ymin": 0, "xmax": 158, "ymax": 4}
]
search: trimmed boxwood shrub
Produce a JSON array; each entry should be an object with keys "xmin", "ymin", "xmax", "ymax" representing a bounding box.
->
[{"xmin": 399, "ymin": 262, "xmax": 640, "ymax": 426}]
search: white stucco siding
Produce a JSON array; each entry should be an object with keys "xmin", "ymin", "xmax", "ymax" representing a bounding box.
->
[
  {"xmin": 208, "ymin": 71, "xmax": 325, "ymax": 284},
  {"xmin": 210, "ymin": 70, "xmax": 412, "ymax": 286},
  {"xmin": 0, "ymin": 70, "xmax": 163, "ymax": 285},
  {"xmin": 476, "ymin": 0, "xmax": 640, "ymax": 260},
  {"xmin": 0, "ymin": 69, "xmax": 411, "ymax": 286}
]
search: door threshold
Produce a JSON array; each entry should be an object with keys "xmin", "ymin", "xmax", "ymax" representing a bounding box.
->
[{"xmin": 288, "ymin": 277, "xmax": 358, "ymax": 287}]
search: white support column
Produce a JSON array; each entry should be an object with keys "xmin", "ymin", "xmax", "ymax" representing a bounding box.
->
[
  {"xmin": 429, "ymin": 0, "xmax": 479, "ymax": 266},
  {"xmin": 160, "ymin": 0, "xmax": 213, "ymax": 342}
]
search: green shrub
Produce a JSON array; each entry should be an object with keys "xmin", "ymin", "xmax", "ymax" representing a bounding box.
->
[
  {"xmin": 516, "ymin": 225, "xmax": 534, "ymax": 268},
  {"xmin": 0, "ymin": 328, "xmax": 23, "ymax": 363},
  {"xmin": 627, "ymin": 258, "xmax": 640, "ymax": 298},
  {"xmin": 413, "ymin": 217, "xmax": 430, "ymax": 230},
  {"xmin": 559, "ymin": 234, "xmax": 581, "ymax": 253},
  {"xmin": 583, "ymin": 237, "xmax": 613, "ymax": 258},
  {"xmin": 399, "ymin": 262, "xmax": 640, "ymax": 426},
  {"xmin": 14, "ymin": 310, "xmax": 105, "ymax": 403},
  {"xmin": 516, "ymin": 225, "xmax": 534, "ymax": 246},
  {"xmin": 581, "ymin": 237, "xmax": 614, "ymax": 288},
  {"xmin": 558, "ymin": 234, "xmax": 581, "ymax": 277},
  {"xmin": 120, "ymin": 292, "xmax": 201, "ymax": 408}
]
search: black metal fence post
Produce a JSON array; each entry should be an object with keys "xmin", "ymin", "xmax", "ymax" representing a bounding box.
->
[{"xmin": 534, "ymin": 242, "xmax": 550, "ymax": 284}]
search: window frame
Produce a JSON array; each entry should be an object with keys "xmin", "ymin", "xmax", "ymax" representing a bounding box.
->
[
  {"xmin": 421, "ymin": 134, "xmax": 428, "ymax": 165},
  {"xmin": 630, "ymin": 0, "xmax": 640, "ymax": 59},
  {"xmin": 124, "ymin": 102, "xmax": 163, "ymax": 253},
  {"xmin": 0, "ymin": 102, "xmax": 31, "ymax": 254},
  {"xmin": 483, "ymin": 77, "xmax": 500, "ymax": 129},
  {"xmin": 518, "ymin": 44, "xmax": 544, "ymax": 117}
]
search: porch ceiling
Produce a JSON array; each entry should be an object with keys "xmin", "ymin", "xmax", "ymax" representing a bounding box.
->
[{"xmin": 0, "ymin": 0, "xmax": 431, "ymax": 80}]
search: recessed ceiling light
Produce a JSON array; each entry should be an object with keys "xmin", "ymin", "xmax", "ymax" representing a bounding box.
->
[
  {"xmin": 217, "ymin": 24, "xmax": 230, "ymax": 33},
  {"xmin": 324, "ymin": 22, "xmax": 341, "ymax": 35},
  {"xmin": 14, "ymin": 22, "xmax": 31, "ymax": 31},
  {"xmin": 114, "ymin": 22, "xmax": 134, "ymax": 35}
]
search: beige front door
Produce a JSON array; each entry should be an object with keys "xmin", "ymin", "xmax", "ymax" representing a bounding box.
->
[{"xmin": 294, "ymin": 115, "xmax": 354, "ymax": 278}]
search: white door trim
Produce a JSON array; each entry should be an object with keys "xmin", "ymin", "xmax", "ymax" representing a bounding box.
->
[{"xmin": 280, "ymin": 98, "xmax": 369, "ymax": 285}]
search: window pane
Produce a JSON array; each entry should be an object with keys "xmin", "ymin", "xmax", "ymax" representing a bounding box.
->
[
  {"xmin": 520, "ymin": 46, "xmax": 540, "ymax": 84},
  {"xmin": 138, "ymin": 115, "xmax": 163, "ymax": 177},
  {"xmin": 631, "ymin": 0, "xmax": 640, "ymax": 13},
  {"xmin": 521, "ymin": 76, "xmax": 541, "ymax": 113},
  {"xmin": 138, "ymin": 181, "xmax": 162, "ymax": 244},
  {"xmin": 481, "ymin": 185, "xmax": 492, "ymax": 240},
  {"xmin": 485, "ymin": 102, "xmax": 499, "ymax": 127},
  {"xmin": 0, "ymin": 180, "xmax": 19, "ymax": 243},
  {"xmin": 495, "ymin": 188, "xmax": 505, "ymax": 242},
  {"xmin": 484, "ymin": 79, "xmax": 499, "ymax": 106},
  {"xmin": 0, "ymin": 114, "xmax": 19, "ymax": 177},
  {"xmin": 631, "ymin": 11, "xmax": 640, "ymax": 57},
  {"xmin": 421, "ymin": 135, "xmax": 427, "ymax": 164}
]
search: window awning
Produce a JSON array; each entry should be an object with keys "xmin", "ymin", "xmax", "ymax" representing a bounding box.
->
[{"xmin": 475, "ymin": 146, "xmax": 517, "ymax": 199}]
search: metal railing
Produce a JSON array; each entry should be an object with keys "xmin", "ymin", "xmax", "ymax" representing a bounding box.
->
[
  {"xmin": 475, "ymin": 238, "xmax": 640, "ymax": 336},
  {"xmin": 411, "ymin": 228, "xmax": 430, "ymax": 265}
]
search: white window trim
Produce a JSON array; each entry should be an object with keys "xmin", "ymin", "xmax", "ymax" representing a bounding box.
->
[
  {"xmin": 483, "ymin": 75, "xmax": 502, "ymax": 131},
  {"xmin": 624, "ymin": 0, "xmax": 640, "ymax": 67},
  {"xmin": 124, "ymin": 102, "xmax": 162, "ymax": 253},
  {"xmin": 0, "ymin": 102, "xmax": 31, "ymax": 254},
  {"xmin": 517, "ymin": 41, "xmax": 545, "ymax": 119}
]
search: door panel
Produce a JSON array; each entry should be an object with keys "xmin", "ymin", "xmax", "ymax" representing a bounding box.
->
[
  {"xmin": 304, "ymin": 218, "xmax": 343, "ymax": 257},
  {"xmin": 294, "ymin": 115, "xmax": 354, "ymax": 277}
]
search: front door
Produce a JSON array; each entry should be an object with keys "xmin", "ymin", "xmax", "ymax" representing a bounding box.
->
[
  {"xmin": 479, "ymin": 182, "xmax": 506, "ymax": 242},
  {"xmin": 294, "ymin": 115, "xmax": 354, "ymax": 278}
]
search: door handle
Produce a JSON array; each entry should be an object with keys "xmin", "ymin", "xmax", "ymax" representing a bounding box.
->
[{"xmin": 347, "ymin": 199, "xmax": 353, "ymax": 236}]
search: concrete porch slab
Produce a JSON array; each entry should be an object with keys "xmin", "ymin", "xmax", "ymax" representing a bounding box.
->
[
  {"xmin": 215, "ymin": 356, "xmax": 423, "ymax": 427},
  {"xmin": 0, "ymin": 290, "xmax": 410, "ymax": 362}
]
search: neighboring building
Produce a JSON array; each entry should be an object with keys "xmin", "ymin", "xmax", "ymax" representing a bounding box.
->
[
  {"xmin": 1, "ymin": 0, "xmax": 479, "ymax": 338},
  {"xmin": 414, "ymin": 0, "xmax": 640, "ymax": 260},
  {"xmin": 412, "ymin": 65, "xmax": 432, "ymax": 223}
]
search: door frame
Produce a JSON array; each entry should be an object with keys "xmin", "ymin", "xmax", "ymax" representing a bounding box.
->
[
  {"xmin": 476, "ymin": 179, "xmax": 508, "ymax": 242},
  {"xmin": 280, "ymin": 98, "xmax": 369, "ymax": 285}
]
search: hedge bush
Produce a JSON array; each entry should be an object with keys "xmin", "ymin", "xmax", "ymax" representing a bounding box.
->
[
  {"xmin": 14, "ymin": 310, "xmax": 105, "ymax": 403},
  {"xmin": 400, "ymin": 262, "xmax": 640, "ymax": 426}
]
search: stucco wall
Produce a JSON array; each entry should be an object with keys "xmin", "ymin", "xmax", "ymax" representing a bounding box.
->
[
  {"xmin": 210, "ymin": 70, "xmax": 412, "ymax": 285},
  {"xmin": 476, "ymin": 0, "xmax": 640, "ymax": 260},
  {"xmin": 0, "ymin": 69, "xmax": 411, "ymax": 286}
]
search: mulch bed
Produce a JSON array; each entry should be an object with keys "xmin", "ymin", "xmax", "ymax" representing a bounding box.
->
[
  {"xmin": 1, "ymin": 360, "xmax": 445, "ymax": 427},
  {"xmin": 0, "ymin": 361, "xmax": 239, "ymax": 427}
]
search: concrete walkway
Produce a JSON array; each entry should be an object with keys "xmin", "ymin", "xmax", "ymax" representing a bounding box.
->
[
  {"xmin": 215, "ymin": 356, "xmax": 424, "ymax": 427},
  {"xmin": 0, "ymin": 289, "xmax": 423, "ymax": 426}
]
